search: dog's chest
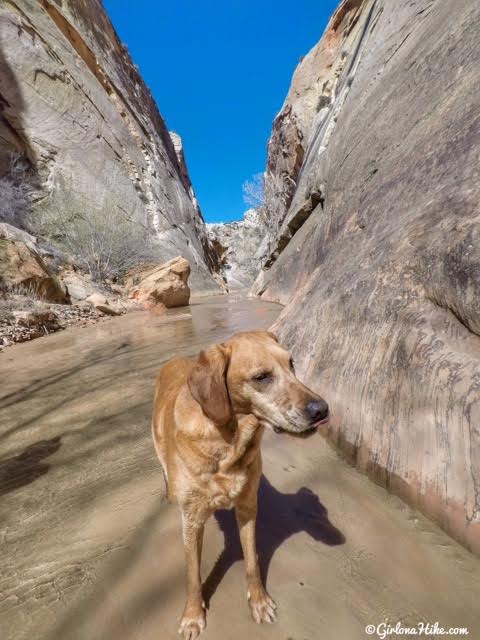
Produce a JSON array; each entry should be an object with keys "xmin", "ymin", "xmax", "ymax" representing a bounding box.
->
[
  {"xmin": 191, "ymin": 418, "xmax": 262, "ymax": 511},
  {"xmin": 199, "ymin": 445, "xmax": 251, "ymax": 510},
  {"xmin": 206, "ymin": 467, "xmax": 248, "ymax": 510}
]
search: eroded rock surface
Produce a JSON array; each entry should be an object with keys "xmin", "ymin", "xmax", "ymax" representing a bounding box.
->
[
  {"xmin": 0, "ymin": 0, "xmax": 221, "ymax": 292},
  {"xmin": 60, "ymin": 268, "xmax": 100, "ymax": 302},
  {"xmin": 207, "ymin": 209, "xmax": 267, "ymax": 290},
  {"xmin": 0, "ymin": 237, "xmax": 69, "ymax": 303},
  {"xmin": 126, "ymin": 256, "xmax": 190, "ymax": 309},
  {"xmin": 254, "ymin": 0, "xmax": 480, "ymax": 553}
]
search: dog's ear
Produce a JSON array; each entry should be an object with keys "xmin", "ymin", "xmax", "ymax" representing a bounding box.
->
[{"xmin": 188, "ymin": 344, "xmax": 232, "ymax": 426}]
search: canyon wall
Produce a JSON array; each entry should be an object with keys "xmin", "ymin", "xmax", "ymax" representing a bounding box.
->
[
  {"xmin": 0, "ymin": 0, "xmax": 221, "ymax": 292},
  {"xmin": 207, "ymin": 209, "xmax": 267, "ymax": 290},
  {"xmin": 255, "ymin": 0, "xmax": 480, "ymax": 553}
]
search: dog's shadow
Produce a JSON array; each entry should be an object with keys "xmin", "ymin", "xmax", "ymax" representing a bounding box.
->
[{"xmin": 202, "ymin": 474, "xmax": 345, "ymax": 607}]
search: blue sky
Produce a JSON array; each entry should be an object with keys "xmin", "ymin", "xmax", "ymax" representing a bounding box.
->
[{"xmin": 104, "ymin": 0, "xmax": 339, "ymax": 222}]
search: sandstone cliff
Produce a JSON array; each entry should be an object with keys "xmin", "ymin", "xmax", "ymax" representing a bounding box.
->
[
  {"xmin": 207, "ymin": 209, "xmax": 267, "ymax": 290},
  {"xmin": 254, "ymin": 0, "xmax": 480, "ymax": 553},
  {"xmin": 0, "ymin": 0, "xmax": 221, "ymax": 292}
]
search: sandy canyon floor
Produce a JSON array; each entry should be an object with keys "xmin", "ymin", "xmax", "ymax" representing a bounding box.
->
[{"xmin": 1, "ymin": 295, "xmax": 479, "ymax": 640}]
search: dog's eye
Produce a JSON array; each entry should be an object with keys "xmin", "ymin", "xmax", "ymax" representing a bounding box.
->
[
  {"xmin": 253, "ymin": 371, "xmax": 272, "ymax": 382},
  {"xmin": 289, "ymin": 358, "xmax": 294, "ymax": 370}
]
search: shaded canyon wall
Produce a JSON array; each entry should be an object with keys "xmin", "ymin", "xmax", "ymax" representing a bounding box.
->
[{"xmin": 254, "ymin": 0, "xmax": 480, "ymax": 553}]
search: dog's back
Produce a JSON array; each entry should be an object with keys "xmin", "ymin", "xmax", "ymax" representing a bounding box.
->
[{"xmin": 152, "ymin": 357, "xmax": 194, "ymax": 495}]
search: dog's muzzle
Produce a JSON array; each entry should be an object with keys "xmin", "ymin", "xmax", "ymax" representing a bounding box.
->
[{"xmin": 273, "ymin": 398, "xmax": 329, "ymax": 436}]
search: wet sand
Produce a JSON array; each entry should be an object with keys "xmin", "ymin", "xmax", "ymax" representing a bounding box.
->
[{"xmin": 0, "ymin": 295, "xmax": 479, "ymax": 640}]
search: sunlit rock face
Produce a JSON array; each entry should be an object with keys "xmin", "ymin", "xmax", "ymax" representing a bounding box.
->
[
  {"xmin": 125, "ymin": 255, "xmax": 191, "ymax": 309},
  {"xmin": 0, "ymin": 0, "xmax": 221, "ymax": 292},
  {"xmin": 254, "ymin": 0, "xmax": 480, "ymax": 553},
  {"xmin": 207, "ymin": 209, "xmax": 267, "ymax": 290}
]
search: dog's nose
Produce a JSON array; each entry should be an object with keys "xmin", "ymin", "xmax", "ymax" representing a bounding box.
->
[{"xmin": 305, "ymin": 399, "xmax": 329, "ymax": 422}]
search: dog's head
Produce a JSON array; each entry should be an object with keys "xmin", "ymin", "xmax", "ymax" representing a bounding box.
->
[{"xmin": 187, "ymin": 331, "xmax": 329, "ymax": 436}]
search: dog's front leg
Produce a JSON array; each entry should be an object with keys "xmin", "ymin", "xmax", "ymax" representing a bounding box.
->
[
  {"xmin": 179, "ymin": 512, "xmax": 206, "ymax": 640},
  {"xmin": 235, "ymin": 474, "xmax": 277, "ymax": 624}
]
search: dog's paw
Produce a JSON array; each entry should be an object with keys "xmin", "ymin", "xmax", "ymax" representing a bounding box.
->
[
  {"xmin": 247, "ymin": 587, "xmax": 277, "ymax": 624},
  {"xmin": 178, "ymin": 606, "xmax": 206, "ymax": 640}
]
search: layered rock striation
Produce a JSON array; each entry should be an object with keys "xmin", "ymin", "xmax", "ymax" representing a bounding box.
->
[
  {"xmin": 0, "ymin": 0, "xmax": 222, "ymax": 292},
  {"xmin": 254, "ymin": 0, "xmax": 480, "ymax": 553}
]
